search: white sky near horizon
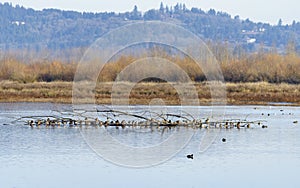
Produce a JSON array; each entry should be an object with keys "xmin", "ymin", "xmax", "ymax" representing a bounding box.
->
[{"xmin": 1, "ymin": 0, "xmax": 299, "ymax": 25}]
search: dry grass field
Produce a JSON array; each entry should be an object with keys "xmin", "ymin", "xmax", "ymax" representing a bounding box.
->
[{"xmin": 1, "ymin": 81, "xmax": 299, "ymax": 105}]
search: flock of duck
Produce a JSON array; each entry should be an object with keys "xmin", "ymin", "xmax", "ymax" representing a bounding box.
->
[{"xmin": 26, "ymin": 117, "xmax": 267, "ymax": 129}]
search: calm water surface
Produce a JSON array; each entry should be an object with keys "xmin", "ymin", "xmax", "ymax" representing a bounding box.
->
[{"xmin": 0, "ymin": 103, "xmax": 299, "ymax": 188}]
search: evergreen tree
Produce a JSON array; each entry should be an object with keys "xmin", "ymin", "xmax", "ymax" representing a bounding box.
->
[
  {"xmin": 159, "ymin": 2, "xmax": 164, "ymax": 13},
  {"xmin": 165, "ymin": 5, "xmax": 169, "ymax": 14},
  {"xmin": 278, "ymin": 19, "xmax": 282, "ymax": 26},
  {"xmin": 131, "ymin": 5, "xmax": 141, "ymax": 20}
]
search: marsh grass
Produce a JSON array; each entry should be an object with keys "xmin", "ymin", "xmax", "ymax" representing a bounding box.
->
[
  {"xmin": 1, "ymin": 51, "xmax": 300, "ymax": 84},
  {"xmin": 0, "ymin": 58, "xmax": 76, "ymax": 83},
  {"xmin": 0, "ymin": 49, "xmax": 299, "ymax": 105}
]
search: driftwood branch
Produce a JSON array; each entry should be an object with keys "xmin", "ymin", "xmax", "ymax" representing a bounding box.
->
[
  {"xmin": 96, "ymin": 109, "xmax": 150, "ymax": 121},
  {"xmin": 15, "ymin": 107, "xmax": 268, "ymax": 130}
]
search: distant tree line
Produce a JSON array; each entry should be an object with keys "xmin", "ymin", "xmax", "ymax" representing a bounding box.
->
[{"xmin": 0, "ymin": 2, "xmax": 300, "ymax": 55}]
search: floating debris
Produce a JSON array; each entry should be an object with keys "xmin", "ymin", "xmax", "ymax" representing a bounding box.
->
[{"xmin": 14, "ymin": 108, "xmax": 268, "ymax": 130}]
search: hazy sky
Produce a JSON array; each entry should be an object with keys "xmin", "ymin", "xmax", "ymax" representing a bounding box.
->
[{"xmin": 1, "ymin": 0, "xmax": 299, "ymax": 25}]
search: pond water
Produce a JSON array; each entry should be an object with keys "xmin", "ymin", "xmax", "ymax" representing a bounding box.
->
[{"xmin": 0, "ymin": 103, "xmax": 299, "ymax": 188}]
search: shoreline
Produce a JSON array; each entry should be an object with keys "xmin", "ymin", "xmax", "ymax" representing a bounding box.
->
[{"xmin": 0, "ymin": 81, "xmax": 299, "ymax": 106}]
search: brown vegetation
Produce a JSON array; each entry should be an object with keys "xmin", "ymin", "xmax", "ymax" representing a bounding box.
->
[
  {"xmin": 0, "ymin": 50, "xmax": 299, "ymax": 84},
  {"xmin": 0, "ymin": 81, "xmax": 299, "ymax": 105},
  {"xmin": 0, "ymin": 48, "xmax": 299, "ymax": 105},
  {"xmin": 221, "ymin": 52, "xmax": 300, "ymax": 84},
  {"xmin": 0, "ymin": 57, "xmax": 76, "ymax": 83}
]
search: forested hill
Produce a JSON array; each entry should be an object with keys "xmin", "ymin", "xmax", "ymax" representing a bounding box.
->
[{"xmin": 1, "ymin": 2, "xmax": 300, "ymax": 54}]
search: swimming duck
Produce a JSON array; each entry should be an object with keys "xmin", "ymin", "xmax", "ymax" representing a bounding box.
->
[
  {"xmin": 46, "ymin": 118, "xmax": 50, "ymax": 126},
  {"xmin": 84, "ymin": 117, "xmax": 90, "ymax": 126},
  {"xmin": 29, "ymin": 120, "xmax": 34, "ymax": 128},
  {"xmin": 187, "ymin": 154, "xmax": 193, "ymax": 159},
  {"xmin": 36, "ymin": 120, "xmax": 42, "ymax": 127}
]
